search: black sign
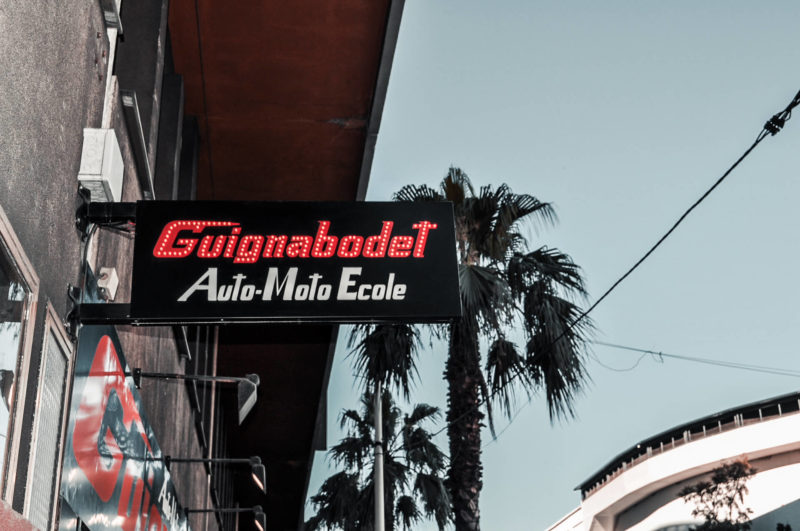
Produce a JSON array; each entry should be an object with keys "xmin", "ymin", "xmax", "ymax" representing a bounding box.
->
[
  {"xmin": 130, "ymin": 201, "xmax": 461, "ymax": 323},
  {"xmin": 61, "ymin": 326, "xmax": 189, "ymax": 530}
]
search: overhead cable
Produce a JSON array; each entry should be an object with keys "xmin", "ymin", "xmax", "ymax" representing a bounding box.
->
[
  {"xmin": 593, "ymin": 340, "xmax": 800, "ymax": 378},
  {"xmin": 483, "ymin": 338, "xmax": 800, "ymax": 449},
  {"xmin": 426, "ymin": 87, "xmax": 800, "ymax": 443}
]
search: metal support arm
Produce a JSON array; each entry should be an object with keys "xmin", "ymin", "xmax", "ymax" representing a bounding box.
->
[{"xmin": 75, "ymin": 201, "xmax": 137, "ymax": 234}]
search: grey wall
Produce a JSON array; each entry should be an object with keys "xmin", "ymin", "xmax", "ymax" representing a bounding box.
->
[
  {"xmin": 0, "ymin": 1, "xmax": 215, "ymax": 527},
  {"xmin": 0, "ymin": 1, "xmax": 106, "ymax": 315}
]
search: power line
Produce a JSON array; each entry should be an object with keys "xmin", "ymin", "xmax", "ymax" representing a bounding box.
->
[
  {"xmin": 482, "ymin": 339, "xmax": 800, "ymax": 449},
  {"xmin": 570, "ymin": 88, "xmax": 800, "ymax": 338},
  {"xmin": 589, "ymin": 350, "xmax": 653, "ymax": 372},
  {"xmin": 482, "ymin": 400, "xmax": 528, "ymax": 449},
  {"xmin": 593, "ymin": 340, "xmax": 800, "ymax": 378},
  {"xmin": 426, "ymin": 87, "xmax": 800, "ymax": 442}
]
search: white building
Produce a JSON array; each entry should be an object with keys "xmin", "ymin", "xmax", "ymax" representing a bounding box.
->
[{"xmin": 549, "ymin": 391, "xmax": 800, "ymax": 531}]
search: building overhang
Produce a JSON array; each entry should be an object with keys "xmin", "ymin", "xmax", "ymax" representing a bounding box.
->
[{"xmin": 167, "ymin": 1, "xmax": 404, "ymax": 527}]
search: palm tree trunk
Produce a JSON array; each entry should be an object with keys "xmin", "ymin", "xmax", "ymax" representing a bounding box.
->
[{"xmin": 446, "ymin": 319, "xmax": 483, "ymax": 531}]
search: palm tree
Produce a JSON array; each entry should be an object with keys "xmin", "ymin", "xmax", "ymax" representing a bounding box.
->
[
  {"xmin": 393, "ymin": 167, "xmax": 593, "ymax": 530},
  {"xmin": 305, "ymin": 390, "xmax": 452, "ymax": 530},
  {"xmin": 346, "ymin": 322, "xmax": 425, "ymax": 530},
  {"xmin": 347, "ymin": 323, "xmax": 423, "ymax": 398}
]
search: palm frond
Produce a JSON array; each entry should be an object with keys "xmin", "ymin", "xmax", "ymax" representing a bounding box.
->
[
  {"xmin": 394, "ymin": 404, "xmax": 445, "ymax": 473},
  {"xmin": 522, "ymin": 281, "xmax": 594, "ymax": 347},
  {"xmin": 504, "ymin": 232, "xmax": 528, "ymax": 255},
  {"xmin": 383, "ymin": 453, "xmax": 410, "ymax": 491},
  {"xmin": 395, "ymin": 495, "xmax": 422, "ymax": 530},
  {"xmin": 339, "ymin": 408, "xmax": 372, "ymax": 439},
  {"xmin": 452, "ymin": 184, "xmax": 552, "ymax": 265},
  {"xmin": 458, "ymin": 264, "xmax": 513, "ymax": 333},
  {"xmin": 462, "ymin": 185, "xmax": 504, "ymax": 261},
  {"xmin": 476, "ymin": 368, "xmax": 497, "ymax": 437},
  {"xmin": 393, "ymin": 184, "xmax": 443, "ymax": 203},
  {"xmin": 475, "ymin": 192, "xmax": 552, "ymax": 262},
  {"xmin": 440, "ymin": 166, "xmax": 474, "ymax": 204},
  {"xmin": 413, "ymin": 473, "xmax": 453, "ymax": 530},
  {"xmin": 329, "ymin": 436, "xmax": 372, "ymax": 470},
  {"xmin": 307, "ymin": 471, "xmax": 362, "ymax": 530},
  {"xmin": 349, "ymin": 324, "xmax": 421, "ymax": 399},
  {"xmin": 496, "ymin": 192, "xmax": 556, "ymax": 235},
  {"xmin": 381, "ymin": 391, "xmax": 403, "ymax": 443},
  {"xmin": 355, "ymin": 480, "xmax": 376, "ymax": 531},
  {"xmin": 347, "ymin": 323, "xmax": 374, "ymax": 349},
  {"xmin": 405, "ymin": 403, "xmax": 441, "ymax": 425},
  {"xmin": 485, "ymin": 337, "xmax": 531, "ymax": 417},
  {"xmin": 508, "ymin": 247, "xmax": 587, "ymax": 299},
  {"xmin": 403, "ymin": 425, "xmax": 447, "ymax": 473},
  {"xmin": 303, "ymin": 515, "xmax": 323, "ymax": 531},
  {"xmin": 523, "ymin": 281, "xmax": 593, "ymax": 420}
]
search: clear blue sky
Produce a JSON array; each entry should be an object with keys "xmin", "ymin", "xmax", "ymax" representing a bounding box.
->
[{"xmin": 307, "ymin": 2, "xmax": 800, "ymax": 529}]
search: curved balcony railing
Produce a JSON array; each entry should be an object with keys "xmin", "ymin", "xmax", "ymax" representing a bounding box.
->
[{"xmin": 579, "ymin": 390, "xmax": 800, "ymax": 499}]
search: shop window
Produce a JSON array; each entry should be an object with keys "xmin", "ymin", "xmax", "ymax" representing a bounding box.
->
[
  {"xmin": 24, "ymin": 305, "xmax": 72, "ymax": 530},
  {"xmin": 0, "ymin": 206, "xmax": 38, "ymax": 501}
]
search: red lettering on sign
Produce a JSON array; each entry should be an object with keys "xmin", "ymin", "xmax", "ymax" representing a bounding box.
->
[
  {"xmin": 153, "ymin": 220, "xmax": 238, "ymax": 258},
  {"xmin": 262, "ymin": 235, "xmax": 288, "ymax": 258},
  {"xmin": 388, "ymin": 236, "xmax": 414, "ymax": 258},
  {"xmin": 286, "ymin": 235, "xmax": 313, "ymax": 258},
  {"xmin": 363, "ymin": 221, "xmax": 393, "ymax": 258},
  {"xmin": 223, "ymin": 227, "xmax": 241, "ymax": 258},
  {"xmin": 234, "ymin": 235, "xmax": 264, "ymax": 264},
  {"xmin": 311, "ymin": 221, "xmax": 338, "ymax": 258},
  {"xmin": 337, "ymin": 235, "xmax": 364, "ymax": 258},
  {"xmin": 197, "ymin": 235, "xmax": 226, "ymax": 258},
  {"xmin": 151, "ymin": 220, "xmax": 440, "ymax": 262},
  {"xmin": 412, "ymin": 221, "xmax": 438, "ymax": 258}
]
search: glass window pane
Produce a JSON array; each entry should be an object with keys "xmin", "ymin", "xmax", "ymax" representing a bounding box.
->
[{"xmin": 0, "ymin": 256, "xmax": 29, "ymax": 480}]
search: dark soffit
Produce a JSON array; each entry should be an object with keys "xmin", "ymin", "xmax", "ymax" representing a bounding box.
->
[{"xmin": 168, "ymin": 1, "xmax": 404, "ymax": 528}]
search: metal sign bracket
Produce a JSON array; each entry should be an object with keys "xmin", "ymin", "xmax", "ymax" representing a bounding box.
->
[{"xmin": 75, "ymin": 200, "xmax": 137, "ymax": 237}]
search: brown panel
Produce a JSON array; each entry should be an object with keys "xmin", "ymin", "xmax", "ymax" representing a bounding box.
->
[
  {"xmin": 170, "ymin": 0, "xmax": 389, "ymax": 201},
  {"xmin": 169, "ymin": 1, "xmax": 393, "ymax": 527},
  {"xmin": 216, "ymin": 324, "xmax": 334, "ymax": 529}
]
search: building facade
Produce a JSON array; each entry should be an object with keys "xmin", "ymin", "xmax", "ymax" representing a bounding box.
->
[
  {"xmin": 549, "ymin": 392, "xmax": 800, "ymax": 531},
  {"xmin": 0, "ymin": 0, "xmax": 402, "ymax": 529}
]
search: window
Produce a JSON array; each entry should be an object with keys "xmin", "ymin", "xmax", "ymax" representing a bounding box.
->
[
  {"xmin": 0, "ymin": 205, "xmax": 39, "ymax": 501},
  {"xmin": 24, "ymin": 305, "xmax": 72, "ymax": 530},
  {"xmin": 0, "ymin": 275, "xmax": 26, "ymax": 471}
]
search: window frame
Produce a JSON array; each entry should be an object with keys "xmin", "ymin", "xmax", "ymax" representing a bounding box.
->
[
  {"xmin": 23, "ymin": 302, "xmax": 74, "ymax": 529},
  {"xmin": 0, "ymin": 204, "xmax": 39, "ymax": 503}
]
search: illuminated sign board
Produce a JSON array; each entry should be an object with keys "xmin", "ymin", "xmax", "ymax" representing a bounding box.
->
[
  {"xmin": 61, "ymin": 326, "xmax": 189, "ymax": 531},
  {"xmin": 130, "ymin": 201, "xmax": 461, "ymax": 323}
]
